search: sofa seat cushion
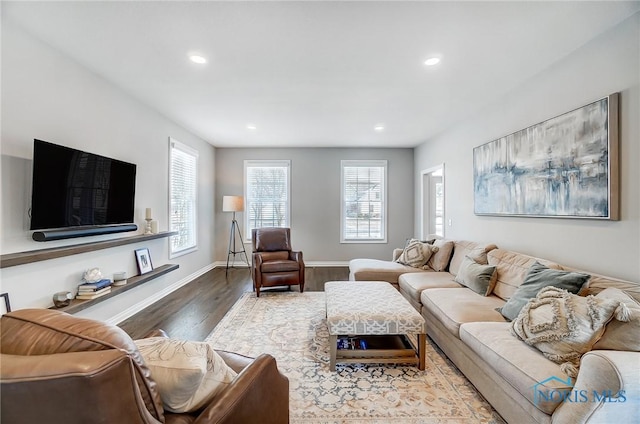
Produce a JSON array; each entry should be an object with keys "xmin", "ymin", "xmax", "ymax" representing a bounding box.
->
[
  {"xmin": 398, "ymin": 272, "xmax": 461, "ymax": 306},
  {"xmin": 349, "ymin": 258, "xmax": 427, "ymax": 283},
  {"xmin": 260, "ymin": 260, "xmax": 300, "ymax": 273},
  {"xmin": 420, "ymin": 288, "xmax": 506, "ymax": 336},
  {"xmin": 460, "ymin": 322, "xmax": 572, "ymax": 415}
]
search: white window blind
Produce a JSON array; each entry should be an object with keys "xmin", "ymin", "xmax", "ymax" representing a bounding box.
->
[
  {"xmin": 244, "ymin": 160, "xmax": 290, "ymax": 238},
  {"xmin": 341, "ymin": 160, "xmax": 387, "ymax": 243},
  {"xmin": 169, "ymin": 138, "xmax": 198, "ymax": 257}
]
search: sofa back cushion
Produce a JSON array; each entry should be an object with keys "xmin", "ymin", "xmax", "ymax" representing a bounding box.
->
[
  {"xmin": 0, "ymin": 309, "xmax": 165, "ymax": 422},
  {"xmin": 448, "ymin": 240, "xmax": 498, "ymax": 276},
  {"xmin": 487, "ymin": 249, "xmax": 562, "ymax": 301},
  {"xmin": 561, "ymin": 266, "xmax": 640, "ymax": 303}
]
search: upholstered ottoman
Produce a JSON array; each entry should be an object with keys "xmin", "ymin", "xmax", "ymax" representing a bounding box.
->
[{"xmin": 325, "ymin": 281, "xmax": 426, "ymax": 371}]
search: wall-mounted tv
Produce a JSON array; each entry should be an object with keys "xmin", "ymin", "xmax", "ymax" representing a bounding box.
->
[{"xmin": 30, "ymin": 139, "xmax": 137, "ymax": 235}]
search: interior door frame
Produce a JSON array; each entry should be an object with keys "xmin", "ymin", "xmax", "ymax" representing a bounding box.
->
[{"xmin": 420, "ymin": 163, "xmax": 445, "ymax": 240}]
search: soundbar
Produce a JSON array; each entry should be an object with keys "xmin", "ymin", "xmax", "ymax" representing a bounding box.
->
[{"xmin": 32, "ymin": 224, "xmax": 138, "ymax": 242}]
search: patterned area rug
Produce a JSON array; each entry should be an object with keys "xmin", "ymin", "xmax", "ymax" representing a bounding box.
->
[{"xmin": 205, "ymin": 292, "xmax": 505, "ymax": 424}]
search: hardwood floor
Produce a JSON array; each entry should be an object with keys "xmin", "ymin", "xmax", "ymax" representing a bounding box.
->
[{"xmin": 118, "ymin": 266, "xmax": 349, "ymax": 341}]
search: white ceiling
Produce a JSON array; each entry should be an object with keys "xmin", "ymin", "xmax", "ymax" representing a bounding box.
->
[{"xmin": 3, "ymin": 1, "xmax": 639, "ymax": 148}]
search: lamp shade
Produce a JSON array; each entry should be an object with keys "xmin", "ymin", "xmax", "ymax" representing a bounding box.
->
[{"xmin": 222, "ymin": 195, "xmax": 244, "ymax": 212}]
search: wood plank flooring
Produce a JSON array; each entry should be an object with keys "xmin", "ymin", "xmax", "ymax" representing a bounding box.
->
[{"xmin": 118, "ymin": 266, "xmax": 349, "ymax": 341}]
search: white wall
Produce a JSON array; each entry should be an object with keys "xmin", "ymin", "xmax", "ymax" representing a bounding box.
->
[
  {"xmin": 415, "ymin": 13, "xmax": 640, "ymax": 282},
  {"xmin": 215, "ymin": 148, "xmax": 414, "ymax": 263},
  {"xmin": 0, "ymin": 21, "xmax": 217, "ymax": 321}
]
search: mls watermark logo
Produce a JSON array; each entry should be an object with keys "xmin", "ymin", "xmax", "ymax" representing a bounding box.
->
[{"xmin": 533, "ymin": 376, "xmax": 627, "ymax": 405}]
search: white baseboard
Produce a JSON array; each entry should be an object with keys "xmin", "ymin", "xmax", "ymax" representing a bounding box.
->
[{"xmin": 107, "ymin": 263, "xmax": 216, "ymax": 325}]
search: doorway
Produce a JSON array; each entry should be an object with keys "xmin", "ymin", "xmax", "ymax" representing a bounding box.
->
[{"xmin": 421, "ymin": 164, "xmax": 445, "ymax": 239}]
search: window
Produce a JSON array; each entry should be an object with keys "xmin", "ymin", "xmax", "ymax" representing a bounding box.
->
[
  {"xmin": 169, "ymin": 138, "xmax": 198, "ymax": 258},
  {"xmin": 244, "ymin": 160, "xmax": 290, "ymax": 238},
  {"xmin": 341, "ymin": 160, "xmax": 387, "ymax": 243}
]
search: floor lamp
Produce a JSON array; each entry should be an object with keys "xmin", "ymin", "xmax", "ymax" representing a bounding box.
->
[{"xmin": 223, "ymin": 195, "xmax": 249, "ymax": 277}]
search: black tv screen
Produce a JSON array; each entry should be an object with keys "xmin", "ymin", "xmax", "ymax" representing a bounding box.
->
[{"xmin": 30, "ymin": 139, "xmax": 137, "ymax": 230}]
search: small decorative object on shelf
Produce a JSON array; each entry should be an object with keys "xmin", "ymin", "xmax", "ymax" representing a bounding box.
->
[
  {"xmin": 144, "ymin": 208, "xmax": 153, "ymax": 235},
  {"xmin": 113, "ymin": 271, "xmax": 127, "ymax": 287},
  {"xmin": 82, "ymin": 267, "xmax": 103, "ymax": 283},
  {"xmin": 52, "ymin": 291, "xmax": 73, "ymax": 308},
  {"xmin": 135, "ymin": 248, "xmax": 154, "ymax": 275}
]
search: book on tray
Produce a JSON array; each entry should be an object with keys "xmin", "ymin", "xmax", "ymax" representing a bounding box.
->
[
  {"xmin": 76, "ymin": 287, "xmax": 111, "ymax": 300},
  {"xmin": 78, "ymin": 278, "xmax": 112, "ymax": 291},
  {"xmin": 77, "ymin": 286, "xmax": 111, "ymax": 296}
]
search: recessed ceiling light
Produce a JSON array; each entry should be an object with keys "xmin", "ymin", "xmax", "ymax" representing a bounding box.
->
[
  {"xmin": 247, "ymin": 124, "xmax": 257, "ymax": 130},
  {"xmin": 189, "ymin": 55, "xmax": 207, "ymax": 64},
  {"xmin": 424, "ymin": 57, "xmax": 441, "ymax": 66},
  {"xmin": 374, "ymin": 125, "xmax": 385, "ymax": 132}
]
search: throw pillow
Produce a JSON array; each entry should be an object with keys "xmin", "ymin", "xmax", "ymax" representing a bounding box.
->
[
  {"xmin": 511, "ymin": 286, "xmax": 629, "ymax": 377},
  {"xmin": 426, "ymin": 239, "xmax": 455, "ymax": 272},
  {"xmin": 498, "ymin": 261, "xmax": 590, "ymax": 321},
  {"xmin": 395, "ymin": 239, "xmax": 439, "ymax": 269},
  {"xmin": 454, "ymin": 255, "xmax": 498, "ymax": 296},
  {"xmin": 593, "ymin": 288, "xmax": 640, "ymax": 351},
  {"xmin": 135, "ymin": 337, "xmax": 237, "ymax": 413}
]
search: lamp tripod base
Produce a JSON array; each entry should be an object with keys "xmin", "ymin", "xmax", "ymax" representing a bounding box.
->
[{"xmin": 226, "ymin": 218, "xmax": 249, "ymax": 277}]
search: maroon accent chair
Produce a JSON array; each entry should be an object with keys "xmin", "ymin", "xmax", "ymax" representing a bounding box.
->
[{"xmin": 251, "ymin": 228, "xmax": 305, "ymax": 297}]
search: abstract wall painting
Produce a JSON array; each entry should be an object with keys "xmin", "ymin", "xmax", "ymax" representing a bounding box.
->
[{"xmin": 473, "ymin": 93, "xmax": 619, "ymax": 220}]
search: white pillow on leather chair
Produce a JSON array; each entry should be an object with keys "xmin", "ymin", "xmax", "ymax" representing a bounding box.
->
[{"xmin": 135, "ymin": 337, "xmax": 237, "ymax": 413}]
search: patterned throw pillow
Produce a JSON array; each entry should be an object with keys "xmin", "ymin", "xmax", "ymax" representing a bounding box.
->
[
  {"xmin": 395, "ymin": 239, "xmax": 439, "ymax": 269},
  {"xmin": 511, "ymin": 287, "xmax": 629, "ymax": 377},
  {"xmin": 135, "ymin": 338, "xmax": 237, "ymax": 413}
]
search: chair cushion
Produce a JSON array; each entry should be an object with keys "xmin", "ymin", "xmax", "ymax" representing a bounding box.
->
[
  {"xmin": 135, "ymin": 338, "xmax": 237, "ymax": 413},
  {"xmin": 254, "ymin": 228, "xmax": 291, "ymax": 252},
  {"xmin": 261, "ymin": 260, "xmax": 300, "ymax": 273}
]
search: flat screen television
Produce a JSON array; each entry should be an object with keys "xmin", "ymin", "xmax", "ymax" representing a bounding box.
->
[{"xmin": 30, "ymin": 139, "xmax": 137, "ymax": 232}]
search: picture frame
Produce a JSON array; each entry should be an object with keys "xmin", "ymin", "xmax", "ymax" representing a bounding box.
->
[
  {"xmin": 473, "ymin": 93, "xmax": 619, "ymax": 220},
  {"xmin": 1, "ymin": 293, "xmax": 11, "ymax": 315},
  {"xmin": 135, "ymin": 248, "xmax": 154, "ymax": 275}
]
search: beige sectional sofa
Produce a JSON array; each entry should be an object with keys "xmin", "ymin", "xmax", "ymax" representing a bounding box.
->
[{"xmin": 348, "ymin": 240, "xmax": 640, "ymax": 424}]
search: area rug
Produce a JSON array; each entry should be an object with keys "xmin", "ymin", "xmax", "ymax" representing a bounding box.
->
[{"xmin": 206, "ymin": 292, "xmax": 505, "ymax": 424}]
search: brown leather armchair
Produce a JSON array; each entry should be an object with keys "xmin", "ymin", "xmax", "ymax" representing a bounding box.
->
[
  {"xmin": 252, "ymin": 227, "xmax": 305, "ymax": 297},
  {"xmin": 0, "ymin": 309, "xmax": 289, "ymax": 424}
]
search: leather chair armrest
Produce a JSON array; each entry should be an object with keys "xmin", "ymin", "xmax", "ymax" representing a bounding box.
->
[
  {"xmin": 290, "ymin": 250, "xmax": 303, "ymax": 263},
  {"xmin": 193, "ymin": 354, "xmax": 289, "ymax": 424}
]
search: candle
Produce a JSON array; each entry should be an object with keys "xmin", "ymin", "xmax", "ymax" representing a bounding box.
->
[
  {"xmin": 151, "ymin": 220, "xmax": 159, "ymax": 234},
  {"xmin": 145, "ymin": 208, "xmax": 152, "ymax": 220}
]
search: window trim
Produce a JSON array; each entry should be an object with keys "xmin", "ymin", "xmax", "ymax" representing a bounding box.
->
[
  {"xmin": 168, "ymin": 137, "xmax": 199, "ymax": 259},
  {"xmin": 244, "ymin": 159, "xmax": 291, "ymax": 241},
  {"xmin": 340, "ymin": 159, "xmax": 388, "ymax": 244}
]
